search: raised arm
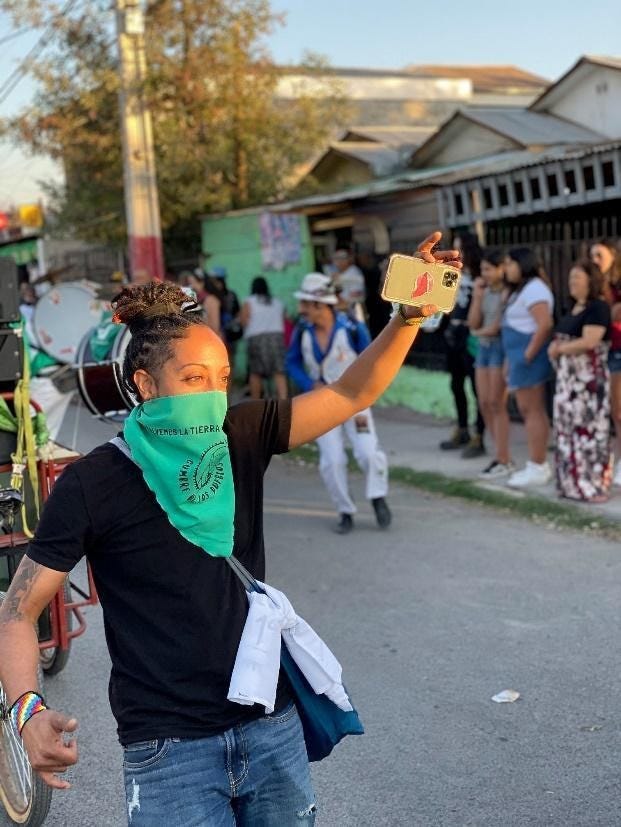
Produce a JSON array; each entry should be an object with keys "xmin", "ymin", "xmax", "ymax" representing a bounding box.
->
[
  {"xmin": 0, "ymin": 557, "xmax": 79, "ymax": 789},
  {"xmin": 289, "ymin": 232, "xmax": 461, "ymax": 448}
]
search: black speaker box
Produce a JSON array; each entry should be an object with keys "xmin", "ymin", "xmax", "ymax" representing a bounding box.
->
[
  {"xmin": 0, "ymin": 329, "xmax": 22, "ymax": 384},
  {"xmin": 0, "ymin": 258, "xmax": 22, "ymax": 323}
]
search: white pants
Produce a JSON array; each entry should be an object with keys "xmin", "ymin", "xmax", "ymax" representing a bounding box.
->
[{"xmin": 316, "ymin": 407, "xmax": 388, "ymax": 515}]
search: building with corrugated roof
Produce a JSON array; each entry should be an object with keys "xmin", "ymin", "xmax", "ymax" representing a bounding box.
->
[
  {"xmin": 270, "ymin": 56, "xmax": 621, "ymax": 302},
  {"xmin": 300, "ymin": 128, "xmax": 435, "ymax": 191},
  {"xmin": 201, "ymin": 56, "xmax": 621, "ymax": 357}
]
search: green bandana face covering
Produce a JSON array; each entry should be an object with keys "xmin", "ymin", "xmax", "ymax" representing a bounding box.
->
[{"xmin": 123, "ymin": 391, "xmax": 235, "ymax": 557}]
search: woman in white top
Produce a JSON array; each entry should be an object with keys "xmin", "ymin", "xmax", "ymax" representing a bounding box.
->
[
  {"xmin": 240, "ymin": 276, "xmax": 287, "ymax": 400},
  {"xmin": 501, "ymin": 248, "xmax": 554, "ymax": 488}
]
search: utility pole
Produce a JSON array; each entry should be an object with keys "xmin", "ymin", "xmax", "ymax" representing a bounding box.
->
[{"xmin": 115, "ymin": 0, "xmax": 164, "ymax": 282}]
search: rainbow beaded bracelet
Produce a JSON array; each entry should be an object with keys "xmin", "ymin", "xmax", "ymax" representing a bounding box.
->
[{"xmin": 8, "ymin": 691, "xmax": 47, "ymax": 736}]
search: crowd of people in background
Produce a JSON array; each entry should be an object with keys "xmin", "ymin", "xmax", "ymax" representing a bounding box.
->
[
  {"xmin": 16, "ymin": 231, "xmax": 621, "ymax": 509},
  {"xmin": 439, "ymin": 233, "xmax": 621, "ymax": 504},
  {"xmin": 183, "ymin": 233, "xmax": 621, "ymax": 510}
]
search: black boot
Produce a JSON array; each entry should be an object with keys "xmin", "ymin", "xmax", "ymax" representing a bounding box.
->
[
  {"xmin": 439, "ymin": 427, "xmax": 470, "ymax": 450},
  {"xmin": 372, "ymin": 497, "xmax": 392, "ymax": 529},
  {"xmin": 333, "ymin": 514, "xmax": 353, "ymax": 535},
  {"xmin": 461, "ymin": 434, "xmax": 485, "ymax": 458}
]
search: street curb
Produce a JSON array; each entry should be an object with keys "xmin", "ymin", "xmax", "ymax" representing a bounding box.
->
[{"xmin": 286, "ymin": 446, "xmax": 621, "ymax": 541}]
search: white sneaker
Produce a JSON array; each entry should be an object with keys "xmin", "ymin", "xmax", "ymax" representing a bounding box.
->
[
  {"xmin": 613, "ymin": 464, "xmax": 621, "ymax": 487},
  {"xmin": 507, "ymin": 461, "xmax": 552, "ymax": 489},
  {"xmin": 479, "ymin": 460, "xmax": 516, "ymax": 480}
]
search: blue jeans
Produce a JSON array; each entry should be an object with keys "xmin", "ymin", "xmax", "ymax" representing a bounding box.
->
[
  {"xmin": 501, "ymin": 325, "xmax": 551, "ymax": 389},
  {"xmin": 123, "ymin": 702, "xmax": 316, "ymax": 826},
  {"xmin": 475, "ymin": 337, "xmax": 504, "ymax": 369}
]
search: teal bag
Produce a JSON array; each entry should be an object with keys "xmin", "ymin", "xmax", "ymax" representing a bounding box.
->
[{"xmin": 226, "ymin": 556, "xmax": 364, "ymax": 762}]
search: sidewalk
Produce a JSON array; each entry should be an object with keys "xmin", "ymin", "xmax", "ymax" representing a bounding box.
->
[{"xmin": 374, "ymin": 406, "xmax": 621, "ymax": 523}]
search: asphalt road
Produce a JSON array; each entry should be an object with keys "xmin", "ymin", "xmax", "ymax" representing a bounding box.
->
[{"xmin": 7, "ymin": 450, "xmax": 621, "ymax": 826}]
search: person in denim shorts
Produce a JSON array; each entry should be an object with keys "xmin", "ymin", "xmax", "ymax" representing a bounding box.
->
[
  {"xmin": 501, "ymin": 248, "xmax": 554, "ymax": 489},
  {"xmin": 468, "ymin": 249, "xmax": 514, "ymax": 479}
]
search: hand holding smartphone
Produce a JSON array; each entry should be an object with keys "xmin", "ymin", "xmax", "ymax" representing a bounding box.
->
[
  {"xmin": 382, "ymin": 232, "xmax": 462, "ymax": 316},
  {"xmin": 381, "ymin": 254, "xmax": 462, "ymax": 314}
]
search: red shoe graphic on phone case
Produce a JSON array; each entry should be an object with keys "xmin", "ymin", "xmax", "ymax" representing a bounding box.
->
[{"xmin": 411, "ymin": 272, "xmax": 433, "ymax": 299}]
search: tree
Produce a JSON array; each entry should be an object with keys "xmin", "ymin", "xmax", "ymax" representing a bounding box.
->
[{"xmin": 0, "ymin": 0, "xmax": 349, "ymax": 260}]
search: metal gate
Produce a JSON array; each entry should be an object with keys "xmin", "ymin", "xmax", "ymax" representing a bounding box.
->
[{"xmin": 486, "ymin": 205, "xmax": 621, "ymax": 314}]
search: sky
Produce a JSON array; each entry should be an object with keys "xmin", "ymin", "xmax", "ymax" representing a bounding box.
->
[{"xmin": 0, "ymin": 0, "xmax": 619, "ymax": 207}]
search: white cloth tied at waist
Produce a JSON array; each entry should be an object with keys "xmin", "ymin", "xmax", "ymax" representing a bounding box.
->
[{"xmin": 227, "ymin": 581, "xmax": 353, "ymax": 714}]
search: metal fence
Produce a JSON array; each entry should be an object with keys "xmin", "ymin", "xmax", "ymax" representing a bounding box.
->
[{"xmin": 486, "ymin": 210, "xmax": 621, "ymax": 314}]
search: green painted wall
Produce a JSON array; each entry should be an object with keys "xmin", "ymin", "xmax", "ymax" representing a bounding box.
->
[{"xmin": 201, "ymin": 211, "xmax": 315, "ymax": 316}]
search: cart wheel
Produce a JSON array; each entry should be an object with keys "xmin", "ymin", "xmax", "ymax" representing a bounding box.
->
[
  {"xmin": 39, "ymin": 579, "xmax": 72, "ymax": 677},
  {"xmin": 0, "ymin": 593, "xmax": 52, "ymax": 826}
]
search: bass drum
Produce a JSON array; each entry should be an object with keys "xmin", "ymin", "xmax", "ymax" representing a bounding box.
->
[
  {"xmin": 33, "ymin": 283, "xmax": 108, "ymax": 365},
  {"xmin": 76, "ymin": 325, "xmax": 137, "ymax": 421}
]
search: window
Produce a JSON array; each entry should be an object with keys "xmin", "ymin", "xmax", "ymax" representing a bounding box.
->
[
  {"xmin": 498, "ymin": 183, "xmax": 509, "ymax": 207},
  {"xmin": 564, "ymin": 169, "xmax": 576, "ymax": 194},
  {"xmin": 602, "ymin": 161, "xmax": 615, "ymax": 187},
  {"xmin": 513, "ymin": 180, "xmax": 525, "ymax": 203},
  {"xmin": 483, "ymin": 187, "xmax": 493, "ymax": 210},
  {"xmin": 583, "ymin": 165, "xmax": 596, "ymax": 191},
  {"xmin": 546, "ymin": 173, "xmax": 559, "ymax": 197},
  {"xmin": 529, "ymin": 176, "xmax": 541, "ymax": 199},
  {"xmin": 454, "ymin": 193, "xmax": 464, "ymax": 215}
]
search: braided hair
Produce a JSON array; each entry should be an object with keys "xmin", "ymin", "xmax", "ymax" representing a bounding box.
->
[{"xmin": 112, "ymin": 282, "xmax": 205, "ymax": 400}]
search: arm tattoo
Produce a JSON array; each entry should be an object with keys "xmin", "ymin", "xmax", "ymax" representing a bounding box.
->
[{"xmin": 0, "ymin": 558, "xmax": 43, "ymax": 627}]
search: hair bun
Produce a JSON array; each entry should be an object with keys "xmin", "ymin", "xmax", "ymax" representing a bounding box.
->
[{"xmin": 112, "ymin": 282, "xmax": 189, "ymax": 329}]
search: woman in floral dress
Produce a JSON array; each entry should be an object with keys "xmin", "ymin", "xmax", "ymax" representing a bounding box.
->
[{"xmin": 548, "ymin": 260, "xmax": 612, "ymax": 501}]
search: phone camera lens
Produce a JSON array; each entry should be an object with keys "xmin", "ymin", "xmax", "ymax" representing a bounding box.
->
[{"xmin": 442, "ymin": 271, "xmax": 458, "ymax": 288}]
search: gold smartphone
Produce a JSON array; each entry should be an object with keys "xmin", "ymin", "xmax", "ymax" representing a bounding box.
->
[{"xmin": 381, "ymin": 253, "xmax": 462, "ymax": 314}]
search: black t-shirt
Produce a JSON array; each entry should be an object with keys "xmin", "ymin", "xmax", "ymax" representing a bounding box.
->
[
  {"xmin": 555, "ymin": 299, "xmax": 611, "ymax": 339},
  {"xmin": 27, "ymin": 400, "xmax": 292, "ymax": 745}
]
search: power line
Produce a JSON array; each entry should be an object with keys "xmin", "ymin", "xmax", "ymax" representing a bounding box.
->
[
  {"xmin": 0, "ymin": 0, "xmax": 82, "ymax": 108},
  {"xmin": 0, "ymin": 27, "xmax": 31, "ymax": 48}
]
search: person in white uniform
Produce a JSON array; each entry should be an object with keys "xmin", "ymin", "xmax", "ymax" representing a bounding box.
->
[{"xmin": 286, "ymin": 273, "xmax": 391, "ymax": 534}]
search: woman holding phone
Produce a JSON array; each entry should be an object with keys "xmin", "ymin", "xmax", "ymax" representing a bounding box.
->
[{"xmin": 0, "ymin": 235, "xmax": 460, "ymax": 826}]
